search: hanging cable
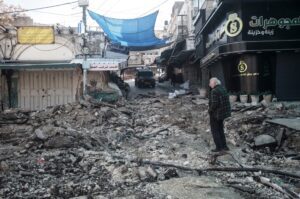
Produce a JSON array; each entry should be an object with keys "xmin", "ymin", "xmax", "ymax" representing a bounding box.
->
[
  {"xmin": 103, "ymin": 0, "xmax": 121, "ymax": 15},
  {"xmin": 138, "ymin": 0, "xmax": 170, "ymax": 17},
  {"xmin": 94, "ymin": 0, "xmax": 170, "ymax": 18},
  {"xmin": 96, "ymin": 0, "xmax": 109, "ymax": 11},
  {"xmin": 31, "ymin": 10, "xmax": 81, "ymax": 16},
  {"xmin": 0, "ymin": 1, "xmax": 78, "ymax": 15},
  {"xmin": 31, "ymin": 38, "xmax": 73, "ymax": 51}
]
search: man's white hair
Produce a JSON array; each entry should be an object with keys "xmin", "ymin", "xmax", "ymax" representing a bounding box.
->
[{"xmin": 210, "ymin": 77, "xmax": 221, "ymax": 85}]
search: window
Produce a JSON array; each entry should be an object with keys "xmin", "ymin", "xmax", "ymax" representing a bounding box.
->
[{"xmin": 193, "ymin": 0, "xmax": 205, "ymax": 17}]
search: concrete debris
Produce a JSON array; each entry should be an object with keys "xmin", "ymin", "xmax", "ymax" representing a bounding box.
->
[
  {"xmin": 0, "ymin": 94, "xmax": 299, "ymax": 199},
  {"xmin": 168, "ymin": 89, "xmax": 186, "ymax": 99},
  {"xmin": 254, "ymin": 134, "xmax": 277, "ymax": 147},
  {"xmin": 267, "ymin": 118, "xmax": 300, "ymax": 131}
]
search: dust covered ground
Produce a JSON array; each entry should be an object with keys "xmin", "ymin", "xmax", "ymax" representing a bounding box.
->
[{"xmin": 0, "ymin": 93, "xmax": 300, "ymax": 199}]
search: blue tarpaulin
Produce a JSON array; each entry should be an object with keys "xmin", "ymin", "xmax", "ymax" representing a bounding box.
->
[{"xmin": 88, "ymin": 10, "xmax": 168, "ymax": 50}]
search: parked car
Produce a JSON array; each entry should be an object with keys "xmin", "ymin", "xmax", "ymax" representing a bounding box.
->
[{"xmin": 135, "ymin": 69, "xmax": 155, "ymax": 88}]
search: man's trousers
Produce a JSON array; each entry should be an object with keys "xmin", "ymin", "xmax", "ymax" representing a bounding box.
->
[{"xmin": 210, "ymin": 117, "xmax": 228, "ymax": 150}]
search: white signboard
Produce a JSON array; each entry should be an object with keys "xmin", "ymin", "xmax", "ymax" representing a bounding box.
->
[
  {"xmin": 89, "ymin": 61, "xmax": 119, "ymax": 71},
  {"xmin": 71, "ymin": 58, "xmax": 126, "ymax": 71}
]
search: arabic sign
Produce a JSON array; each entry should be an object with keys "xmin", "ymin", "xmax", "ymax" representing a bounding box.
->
[
  {"xmin": 247, "ymin": 16, "xmax": 300, "ymax": 37},
  {"xmin": 89, "ymin": 61, "xmax": 119, "ymax": 71},
  {"xmin": 17, "ymin": 26, "xmax": 55, "ymax": 44},
  {"xmin": 249, "ymin": 16, "xmax": 300, "ymax": 30},
  {"xmin": 242, "ymin": 2, "xmax": 300, "ymax": 40}
]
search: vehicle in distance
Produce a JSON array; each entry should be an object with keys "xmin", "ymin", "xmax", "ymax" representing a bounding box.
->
[{"xmin": 134, "ymin": 68, "xmax": 155, "ymax": 88}]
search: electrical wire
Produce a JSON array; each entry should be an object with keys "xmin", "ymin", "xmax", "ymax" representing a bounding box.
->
[
  {"xmin": 0, "ymin": 1, "xmax": 78, "ymax": 15},
  {"xmin": 97, "ymin": 5, "xmax": 150, "ymax": 15},
  {"xmin": 96, "ymin": 0, "xmax": 109, "ymax": 11},
  {"xmin": 31, "ymin": 10, "xmax": 81, "ymax": 16},
  {"xmin": 96, "ymin": 0, "xmax": 171, "ymax": 18},
  {"xmin": 138, "ymin": 0, "xmax": 170, "ymax": 17},
  {"xmin": 31, "ymin": 38, "xmax": 73, "ymax": 52},
  {"xmin": 103, "ymin": 0, "xmax": 121, "ymax": 15}
]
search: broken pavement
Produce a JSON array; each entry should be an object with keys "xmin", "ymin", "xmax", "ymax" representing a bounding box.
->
[{"xmin": 0, "ymin": 94, "xmax": 300, "ymax": 198}]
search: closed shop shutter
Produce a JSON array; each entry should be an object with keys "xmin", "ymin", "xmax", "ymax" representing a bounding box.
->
[{"xmin": 19, "ymin": 70, "xmax": 76, "ymax": 110}]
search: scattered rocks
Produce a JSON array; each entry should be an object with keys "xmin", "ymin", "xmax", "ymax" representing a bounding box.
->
[{"xmin": 34, "ymin": 128, "xmax": 48, "ymax": 141}]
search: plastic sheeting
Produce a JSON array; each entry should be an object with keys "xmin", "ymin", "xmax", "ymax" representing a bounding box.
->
[{"xmin": 88, "ymin": 10, "xmax": 168, "ymax": 50}]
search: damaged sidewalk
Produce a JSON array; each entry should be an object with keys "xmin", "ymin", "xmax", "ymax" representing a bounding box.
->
[{"xmin": 0, "ymin": 93, "xmax": 300, "ymax": 199}]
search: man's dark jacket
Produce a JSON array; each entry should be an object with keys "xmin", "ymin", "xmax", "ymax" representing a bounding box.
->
[{"xmin": 209, "ymin": 85, "xmax": 231, "ymax": 120}]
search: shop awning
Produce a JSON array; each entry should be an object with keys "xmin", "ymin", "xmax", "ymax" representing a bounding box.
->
[
  {"xmin": 160, "ymin": 48, "xmax": 174, "ymax": 62},
  {"xmin": 170, "ymin": 39, "xmax": 186, "ymax": 57},
  {"xmin": 169, "ymin": 49, "xmax": 194, "ymax": 65},
  {"xmin": 154, "ymin": 56, "xmax": 165, "ymax": 65},
  {"xmin": 0, "ymin": 62, "xmax": 79, "ymax": 69},
  {"xmin": 88, "ymin": 10, "xmax": 168, "ymax": 50},
  {"xmin": 190, "ymin": 52, "xmax": 200, "ymax": 64},
  {"xmin": 200, "ymin": 40, "xmax": 300, "ymax": 67}
]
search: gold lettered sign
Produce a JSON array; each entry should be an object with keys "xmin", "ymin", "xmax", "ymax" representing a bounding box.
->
[
  {"xmin": 238, "ymin": 60, "xmax": 248, "ymax": 73},
  {"xmin": 234, "ymin": 60, "xmax": 260, "ymax": 77},
  {"xmin": 225, "ymin": 13, "xmax": 243, "ymax": 37},
  {"xmin": 17, "ymin": 26, "xmax": 55, "ymax": 44}
]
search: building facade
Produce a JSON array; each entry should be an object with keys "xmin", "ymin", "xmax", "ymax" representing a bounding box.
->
[
  {"xmin": 194, "ymin": 0, "xmax": 300, "ymax": 100},
  {"xmin": 159, "ymin": 0, "xmax": 201, "ymax": 85},
  {"xmin": 0, "ymin": 19, "xmax": 126, "ymax": 110},
  {"xmin": 0, "ymin": 25, "xmax": 82, "ymax": 110}
]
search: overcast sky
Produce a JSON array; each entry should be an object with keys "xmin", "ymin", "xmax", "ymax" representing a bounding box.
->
[{"xmin": 5, "ymin": 0, "xmax": 183, "ymax": 30}]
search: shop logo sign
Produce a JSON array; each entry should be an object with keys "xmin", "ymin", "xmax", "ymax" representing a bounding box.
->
[
  {"xmin": 234, "ymin": 60, "xmax": 260, "ymax": 77},
  {"xmin": 238, "ymin": 60, "xmax": 247, "ymax": 73},
  {"xmin": 225, "ymin": 13, "xmax": 243, "ymax": 37}
]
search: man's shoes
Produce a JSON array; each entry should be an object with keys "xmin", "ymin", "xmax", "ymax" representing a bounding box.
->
[
  {"xmin": 211, "ymin": 146, "xmax": 229, "ymax": 153},
  {"xmin": 211, "ymin": 148, "xmax": 221, "ymax": 152},
  {"xmin": 222, "ymin": 146, "xmax": 229, "ymax": 151}
]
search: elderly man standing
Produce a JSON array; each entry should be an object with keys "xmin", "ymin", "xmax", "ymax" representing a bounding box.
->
[{"xmin": 208, "ymin": 77, "xmax": 231, "ymax": 152}]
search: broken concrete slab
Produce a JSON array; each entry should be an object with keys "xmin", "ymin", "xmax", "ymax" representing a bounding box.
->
[
  {"xmin": 254, "ymin": 134, "xmax": 277, "ymax": 147},
  {"xmin": 148, "ymin": 176, "xmax": 243, "ymax": 199},
  {"xmin": 266, "ymin": 118, "xmax": 300, "ymax": 131}
]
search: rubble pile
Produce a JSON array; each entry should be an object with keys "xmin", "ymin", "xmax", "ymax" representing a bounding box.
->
[
  {"xmin": 227, "ymin": 103, "xmax": 300, "ymax": 154},
  {"xmin": 0, "ymin": 95, "xmax": 299, "ymax": 198}
]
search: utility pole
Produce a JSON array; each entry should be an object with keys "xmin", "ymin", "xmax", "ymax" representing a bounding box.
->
[{"xmin": 78, "ymin": 0, "xmax": 89, "ymax": 95}]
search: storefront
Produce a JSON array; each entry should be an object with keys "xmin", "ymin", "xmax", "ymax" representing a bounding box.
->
[
  {"xmin": 195, "ymin": 0, "xmax": 300, "ymax": 100},
  {"xmin": 0, "ymin": 62, "xmax": 80, "ymax": 110}
]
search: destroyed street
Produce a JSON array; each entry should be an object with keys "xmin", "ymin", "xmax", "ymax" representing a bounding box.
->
[
  {"xmin": 0, "ymin": 93, "xmax": 299, "ymax": 199},
  {"xmin": 1, "ymin": 0, "xmax": 300, "ymax": 198}
]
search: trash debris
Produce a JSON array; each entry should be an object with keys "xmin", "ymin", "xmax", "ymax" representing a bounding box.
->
[{"xmin": 168, "ymin": 89, "xmax": 186, "ymax": 99}]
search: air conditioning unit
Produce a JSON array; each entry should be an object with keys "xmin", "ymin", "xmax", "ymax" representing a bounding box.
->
[{"xmin": 78, "ymin": 0, "xmax": 89, "ymax": 7}]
